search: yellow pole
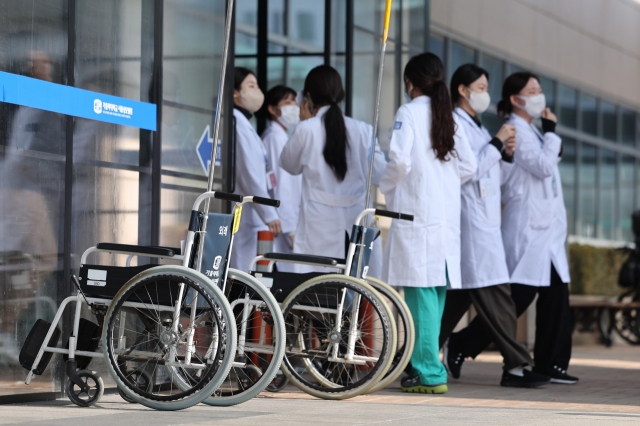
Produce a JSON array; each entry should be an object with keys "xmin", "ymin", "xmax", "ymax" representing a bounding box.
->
[{"xmin": 382, "ymin": 0, "xmax": 393, "ymax": 43}]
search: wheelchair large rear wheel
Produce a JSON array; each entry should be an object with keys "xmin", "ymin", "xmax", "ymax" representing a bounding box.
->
[
  {"xmin": 102, "ymin": 265, "xmax": 237, "ymax": 411},
  {"xmin": 280, "ymin": 274, "xmax": 396, "ymax": 400},
  {"xmin": 202, "ymin": 268, "xmax": 285, "ymax": 406},
  {"xmin": 364, "ymin": 277, "xmax": 414, "ymax": 393}
]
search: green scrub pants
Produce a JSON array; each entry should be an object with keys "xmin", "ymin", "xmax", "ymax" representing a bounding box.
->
[{"xmin": 404, "ymin": 285, "xmax": 448, "ymax": 386}]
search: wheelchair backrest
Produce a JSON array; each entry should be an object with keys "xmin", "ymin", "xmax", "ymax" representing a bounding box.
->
[
  {"xmin": 199, "ymin": 212, "xmax": 234, "ymax": 288},
  {"xmin": 348, "ymin": 225, "xmax": 380, "ymax": 280}
]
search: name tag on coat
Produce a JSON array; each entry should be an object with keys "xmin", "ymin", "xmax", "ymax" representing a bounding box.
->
[{"xmin": 478, "ymin": 177, "xmax": 495, "ymax": 198}]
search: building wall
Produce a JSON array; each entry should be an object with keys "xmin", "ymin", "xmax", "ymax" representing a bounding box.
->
[{"xmin": 431, "ymin": 0, "xmax": 640, "ymax": 111}]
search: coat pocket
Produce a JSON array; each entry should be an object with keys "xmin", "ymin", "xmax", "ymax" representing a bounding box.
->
[{"xmin": 528, "ymin": 197, "xmax": 552, "ymax": 230}]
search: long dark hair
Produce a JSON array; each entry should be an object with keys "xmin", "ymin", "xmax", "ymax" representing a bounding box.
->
[
  {"xmin": 496, "ymin": 71, "xmax": 539, "ymax": 120},
  {"xmin": 449, "ymin": 64, "xmax": 489, "ymax": 106},
  {"xmin": 258, "ymin": 84, "xmax": 296, "ymax": 121},
  {"xmin": 404, "ymin": 53, "xmax": 455, "ymax": 161},
  {"xmin": 304, "ymin": 65, "xmax": 348, "ymax": 181}
]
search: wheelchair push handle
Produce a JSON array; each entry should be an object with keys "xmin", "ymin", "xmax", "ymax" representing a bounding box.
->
[
  {"xmin": 374, "ymin": 209, "xmax": 414, "ymax": 221},
  {"xmin": 251, "ymin": 196, "xmax": 280, "ymax": 208},
  {"xmin": 213, "ymin": 191, "xmax": 244, "ymax": 203}
]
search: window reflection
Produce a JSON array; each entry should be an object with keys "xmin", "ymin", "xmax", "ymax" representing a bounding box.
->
[
  {"xmin": 560, "ymin": 138, "xmax": 577, "ymax": 235},
  {"xmin": 449, "ymin": 41, "xmax": 475, "ymax": 80},
  {"xmin": 599, "ymin": 149, "xmax": 616, "ymax": 240},
  {"xmin": 601, "ymin": 101, "xmax": 618, "ymax": 141},
  {"xmin": 621, "ymin": 109, "xmax": 636, "ymax": 147},
  {"xmin": 620, "ymin": 155, "xmax": 635, "ymax": 241},
  {"xmin": 558, "ymin": 85, "xmax": 577, "ymax": 128},
  {"xmin": 580, "ymin": 94, "xmax": 598, "ymax": 136},
  {"xmin": 480, "ymin": 55, "xmax": 504, "ymax": 107},
  {"xmin": 578, "ymin": 143, "xmax": 597, "ymax": 238}
]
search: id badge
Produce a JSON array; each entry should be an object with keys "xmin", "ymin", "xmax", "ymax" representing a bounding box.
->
[
  {"xmin": 552, "ymin": 176, "xmax": 558, "ymax": 198},
  {"xmin": 478, "ymin": 177, "xmax": 494, "ymax": 199},
  {"xmin": 266, "ymin": 171, "xmax": 277, "ymax": 190}
]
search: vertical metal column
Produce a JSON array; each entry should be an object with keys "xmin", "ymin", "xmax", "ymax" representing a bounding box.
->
[
  {"xmin": 345, "ymin": 0, "xmax": 354, "ymax": 117},
  {"xmin": 61, "ymin": 0, "xmax": 76, "ymax": 399},
  {"xmin": 324, "ymin": 0, "xmax": 332, "ymax": 66},
  {"xmin": 257, "ymin": 0, "xmax": 268, "ymax": 134},
  {"xmin": 423, "ymin": 0, "xmax": 430, "ymax": 52},
  {"xmin": 150, "ymin": 0, "xmax": 163, "ymax": 246}
]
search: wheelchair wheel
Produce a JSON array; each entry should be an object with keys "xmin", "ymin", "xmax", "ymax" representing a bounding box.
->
[
  {"xmin": 102, "ymin": 265, "xmax": 237, "ymax": 411},
  {"xmin": 363, "ymin": 278, "xmax": 414, "ymax": 393},
  {"xmin": 202, "ymin": 268, "xmax": 286, "ymax": 407},
  {"xmin": 67, "ymin": 370, "xmax": 104, "ymax": 407},
  {"xmin": 118, "ymin": 370, "xmax": 153, "ymax": 403},
  {"xmin": 614, "ymin": 289, "xmax": 640, "ymax": 345},
  {"xmin": 280, "ymin": 274, "xmax": 396, "ymax": 400}
]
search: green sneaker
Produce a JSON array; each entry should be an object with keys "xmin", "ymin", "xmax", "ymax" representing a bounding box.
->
[{"xmin": 401, "ymin": 376, "xmax": 448, "ymax": 394}]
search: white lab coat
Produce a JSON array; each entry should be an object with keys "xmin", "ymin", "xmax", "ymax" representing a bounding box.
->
[
  {"xmin": 380, "ymin": 96, "xmax": 477, "ymax": 289},
  {"xmin": 231, "ymin": 108, "xmax": 279, "ymax": 271},
  {"xmin": 454, "ymin": 108, "xmax": 511, "ymax": 289},
  {"xmin": 502, "ymin": 114, "xmax": 570, "ymax": 286},
  {"xmin": 280, "ymin": 106, "xmax": 387, "ymax": 273},
  {"xmin": 262, "ymin": 121, "xmax": 302, "ymax": 272}
]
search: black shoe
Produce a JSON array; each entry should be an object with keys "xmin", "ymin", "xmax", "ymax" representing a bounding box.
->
[
  {"xmin": 401, "ymin": 375, "xmax": 448, "ymax": 394},
  {"xmin": 500, "ymin": 369, "xmax": 551, "ymax": 388},
  {"xmin": 547, "ymin": 365, "xmax": 579, "ymax": 384},
  {"xmin": 443, "ymin": 340, "xmax": 464, "ymax": 379}
]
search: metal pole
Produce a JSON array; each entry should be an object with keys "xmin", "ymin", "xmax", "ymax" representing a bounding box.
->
[
  {"xmin": 196, "ymin": 0, "xmax": 235, "ymax": 272},
  {"xmin": 364, "ymin": 0, "xmax": 393, "ymax": 212}
]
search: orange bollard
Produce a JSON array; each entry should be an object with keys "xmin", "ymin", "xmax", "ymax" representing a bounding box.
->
[{"xmin": 256, "ymin": 230, "xmax": 274, "ymax": 272}]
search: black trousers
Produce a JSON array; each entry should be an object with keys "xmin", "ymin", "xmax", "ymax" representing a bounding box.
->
[
  {"xmin": 439, "ymin": 284, "xmax": 533, "ymax": 371},
  {"xmin": 453, "ymin": 264, "xmax": 572, "ymax": 373}
]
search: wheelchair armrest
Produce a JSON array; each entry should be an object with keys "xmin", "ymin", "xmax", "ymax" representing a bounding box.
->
[
  {"xmin": 263, "ymin": 252, "xmax": 338, "ymax": 266},
  {"xmin": 95, "ymin": 243, "xmax": 176, "ymax": 257}
]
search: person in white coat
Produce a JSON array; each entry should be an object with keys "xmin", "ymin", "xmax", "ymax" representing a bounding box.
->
[
  {"xmin": 259, "ymin": 85, "xmax": 302, "ymax": 272},
  {"xmin": 280, "ymin": 65, "xmax": 386, "ymax": 273},
  {"xmin": 230, "ymin": 67, "xmax": 282, "ymax": 271},
  {"xmin": 457, "ymin": 71, "xmax": 578, "ymax": 385},
  {"xmin": 380, "ymin": 53, "xmax": 477, "ymax": 394},
  {"xmin": 439, "ymin": 64, "xmax": 550, "ymax": 388}
]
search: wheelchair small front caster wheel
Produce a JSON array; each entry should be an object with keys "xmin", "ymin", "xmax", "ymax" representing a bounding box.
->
[
  {"xmin": 266, "ymin": 370, "xmax": 288, "ymax": 393},
  {"xmin": 67, "ymin": 370, "xmax": 104, "ymax": 407},
  {"xmin": 118, "ymin": 370, "xmax": 153, "ymax": 403}
]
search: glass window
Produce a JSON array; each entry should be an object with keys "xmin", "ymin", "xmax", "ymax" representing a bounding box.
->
[
  {"xmin": 599, "ymin": 149, "xmax": 616, "ymax": 240},
  {"xmin": 621, "ymin": 109, "xmax": 637, "ymax": 147},
  {"xmin": 580, "ymin": 94, "xmax": 598, "ymax": 136},
  {"xmin": 578, "ymin": 143, "xmax": 597, "ymax": 238},
  {"xmin": 539, "ymin": 76, "xmax": 556, "ymax": 112},
  {"xmin": 559, "ymin": 138, "xmax": 577, "ymax": 235},
  {"xmin": 620, "ymin": 155, "xmax": 635, "ymax": 241},
  {"xmin": 508, "ymin": 63, "xmax": 525, "ymax": 74},
  {"xmin": 482, "ymin": 112, "xmax": 503, "ymax": 136},
  {"xmin": 236, "ymin": 0, "xmax": 258, "ymax": 55},
  {"xmin": 289, "ymin": 2, "xmax": 324, "ymax": 52},
  {"xmin": 429, "ymin": 35, "xmax": 445, "ymax": 65},
  {"xmin": 0, "ymin": 0, "xmax": 67, "ymax": 399},
  {"xmin": 600, "ymin": 101, "xmax": 618, "ymax": 141},
  {"xmin": 558, "ymin": 85, "xmax": 577, "ymax": 128},
  {"xmin": 480, "ymin": 54, "xmax": 504, "ymax": 107},
  {"xmin": 449, "ymin": 41, "xmax": 475, "ymax": 80},
  {"xmin": 406, "ymin": 2, "xmax": 427, "ymax": 50}
]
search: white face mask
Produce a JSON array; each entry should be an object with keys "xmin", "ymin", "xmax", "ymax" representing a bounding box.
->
[
  {"xmin": 517, "ymin": 93, "xmax": 546, "ymax": 119},
  {"xmin": 404, "ymin": 83, "xmax": 414, "ymax": 103},
  {"xmin": 277, "ymin": 105, "xmax": 300, "ymax": 129},
  {"xmin": 239, "ymin": 88, "xmax": 265, "ymax": 113},
  {"xmin": 467, "ymin": 89, "xmax": 490, "ymax": 114}
]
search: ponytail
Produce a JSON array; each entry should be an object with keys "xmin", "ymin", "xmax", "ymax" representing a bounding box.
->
[
  {"xmin": 426, "ymin": 80, "xmax": 456, "ymax": 161},
  {"xmin": 304, "ymin": 65, "xmax": 349, "ymax": 182},
  {"xmin": 322, "ymin": 102, "xmax": 348, "ymax": 181},
  {"xmin": 404, "ymin": 53, "xmax": 456, "ymax": 162}
]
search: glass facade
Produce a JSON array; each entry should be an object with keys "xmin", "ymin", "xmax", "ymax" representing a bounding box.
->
[{"xmin": 0, "ymin": 0, "xmax": 231, "ymax": 402}]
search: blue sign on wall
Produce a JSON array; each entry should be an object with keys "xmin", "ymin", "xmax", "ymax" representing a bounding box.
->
[
  {"xmin": 0, "ymin": 71, "xmax": 157, "ymax": 130},
  {"xmin": 195, "ymin": 125, "xmax": 222, "ymax": 175}
]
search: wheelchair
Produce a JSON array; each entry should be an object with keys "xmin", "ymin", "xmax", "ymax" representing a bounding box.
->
[
  {"xmin": 19, "ymin": 191, "xmax": 285, "ymax": 410},
  {"xmin": 250, "ymin": 207, "xmax": 414, "ymax": 399}
]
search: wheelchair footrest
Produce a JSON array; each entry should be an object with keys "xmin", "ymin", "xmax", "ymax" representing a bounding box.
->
[{"xmin": 20, "ymin": 319, "xmax": 61, "ymax": 375}]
